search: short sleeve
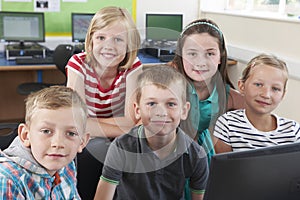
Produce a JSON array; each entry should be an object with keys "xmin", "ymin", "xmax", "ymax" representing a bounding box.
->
[
  {"xmin": 65, "ymin": 53, "xmax": 86, "ymax": 79},
  {"xmin": 294, "ymin": 121, "xmax": 300, "ymax": 142},
  {"xmin": 213, "ymin": 114, "xmax": 231, "ymax": 145},
  {"xmin": 189, "ymin": 144, "xmax": 209, "ymax": 193},
  {"xmin": 101, "ymin": 140, "xmax": 126, "ymax": 185}
]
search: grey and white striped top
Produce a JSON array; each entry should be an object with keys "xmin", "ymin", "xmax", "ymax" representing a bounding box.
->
[{"xmin": 213, "ymin": 109, "xmax": 300, "ymax": 152}]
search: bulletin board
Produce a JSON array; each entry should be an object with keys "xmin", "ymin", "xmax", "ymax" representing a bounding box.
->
[{"xmin": 1, "ymin": 0, "xmax": 134, "ymax": 35}]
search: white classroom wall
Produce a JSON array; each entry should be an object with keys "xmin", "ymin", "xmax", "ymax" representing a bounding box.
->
[{"xmin": 136, "ymin": 0, "xmax": 200, "ymax": 40}]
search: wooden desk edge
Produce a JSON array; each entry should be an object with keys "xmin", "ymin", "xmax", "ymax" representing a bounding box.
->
[
  {"xmin": 142, "ymin": 59, "xmax": 238, "ymax": 67},
  {"xmin": 0, "ymin": 65, "xmax": 57, "ymax": 71},
  {"xmin": 0, "ymin": 59, "xmax": 237, "ymax": 71}
]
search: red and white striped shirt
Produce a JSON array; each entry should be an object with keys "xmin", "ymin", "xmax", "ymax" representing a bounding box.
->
[{"xmin": 66, "ymin": 52, "xmax": 142, "ymax": 118}]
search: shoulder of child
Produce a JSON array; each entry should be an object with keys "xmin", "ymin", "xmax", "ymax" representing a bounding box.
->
[
  {"xmin": 227, "ymin": 88, "xmax": 245, "ymax": 111},
  {"xmin": 219, "ymin": 109, "xmax": 244, "ymax": 119},
  {"xmin": 276, "ymin": 115, "xmax": 300, "ymax": 128},
  {"xmin": 0, "ymin": 158, "xmax": 24, "ymax": 185},
  {"xmin": 177, "ymin": 127, "xmax": 206, "ymax": 156},
  {"xmin": 70, "ymin": 52, "xmax": 86, "ymax": 64},
  {"xmin": 110, "ymin": 126, "xmax": 140, "ymax": 148}
]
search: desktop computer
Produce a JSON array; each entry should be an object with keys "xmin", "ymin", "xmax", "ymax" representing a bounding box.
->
[
  {"xmin": 143, "ymin": 13, "xmax": 182, "ymax": 60},
  {"xmin": 0, "ymin": 11, "xmax": 46, "ymax": 60},
  {"xmin": 142, "ymin": 39, "xmax": 176, "ymax": 58},
  {"xmin": 5, "ymin": 44, "xmax": 46, "ymax": 60}
]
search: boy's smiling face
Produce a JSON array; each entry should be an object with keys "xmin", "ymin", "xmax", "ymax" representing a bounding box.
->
[
  {"xmin": 134, "ymin": 82, "xmax": 190, "ymax": 139},
  {"xmin": 19, "ymin": 107, "xmax": 89, "ymax": 176}
]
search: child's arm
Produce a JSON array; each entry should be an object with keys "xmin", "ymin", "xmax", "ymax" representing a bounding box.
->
[
  {"xmin": 86, "ymin": 116, "xmax": 138, "ymax": 138},
  {"xmin": 213, "ymin": 136, "xmax": 233, "ymax": 153},
  {"xmin": 67, "ymin": 69, "xmax": 140, "ymax": 138},
  {"xmin": 93, "ymin": 179, "xmax": 117, "ymax": 200},
  {"xmin": 191, "ymin": 192, "xmax": 204, "ymax": 200},
  {"xmin": 86, "ymin": 66, "xmax": 143, "ymax": 137},
  {"xmin": 189, "ymin": 142, "xmax": 209, "ymax": 200},
  {"xmin": 0, "ymin": 177, "xmax": 24, "ymax": 199},
  {"xmin": 227, "ymin": 88, "xmax": 245, "ymax": 111},
  {"xmin": 212, "ymin": 113, "xmax": 234, "ymax": 153}
]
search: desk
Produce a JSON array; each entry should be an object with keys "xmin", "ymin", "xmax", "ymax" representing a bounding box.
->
[
  {"xmin": 0, "ymin": 54, "xmax": 65, "ymax": 122},
  {"xmin": 0, "ymin": 65, "xmax": 56, "ymax": 71},
  {"xmin": 0, "ymin": 55, "xmax": 57, "ymax": 82},
  {"xmin": 0, "ymin": 52, "xmax": 237, "ymax": 122},
  {"xmin": 138, "ymin": 52, "xmax": 162, "ymax": 64},
  {"xmin": 138, "ymin": 51, "xmax": 238, "ymax": 66}
]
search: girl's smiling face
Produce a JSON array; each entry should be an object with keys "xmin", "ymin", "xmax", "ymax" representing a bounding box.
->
[
  {"xmin": 182, "ymin": 33, "xmax": 221, "ymax": 83},
  {"xmin": 92, "ymin": 22, "xmax": 128, "ymax": 69},
  {"xmin": 238, "ymin": 64, "xmax": 286, "ymax": 116}
]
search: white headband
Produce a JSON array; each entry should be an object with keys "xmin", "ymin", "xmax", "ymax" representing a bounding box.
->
[{"xmin": 180, "ymin": 21, "xmax": 223, "ymax": 38}]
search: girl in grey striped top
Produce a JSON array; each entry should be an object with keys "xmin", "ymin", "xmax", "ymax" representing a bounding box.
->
[{"xmin": 213, "ymin": 54, "xmax": 300, "ymax": 153}]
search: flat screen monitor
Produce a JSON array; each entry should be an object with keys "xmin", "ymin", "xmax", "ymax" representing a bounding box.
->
[
  {"xmin": 0, "ymin": 11, "xmax": 44, "ymax": 47},
  {"xmin": 204, "ymin": 142, "xmax": 300, "ymax": 200},
  {"xmin": 71, "ymin": 13, "xmax": 94, "ymax": 43},
  {"xmin": 145, "ymin": 13, "xmax": 183, "ymax": 42}
]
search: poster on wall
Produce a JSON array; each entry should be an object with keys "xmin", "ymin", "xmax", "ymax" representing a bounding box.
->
[
  {"xmin": 63, "ymin": 0, "xmax": 87, "ymax": 2},
  {"xmin": 4, "ymin": 0, "xmax": 31, "ymax": 2},
  {"xmin": 34, "ymin": 0, "xmax": 60, "ymax": 12}
]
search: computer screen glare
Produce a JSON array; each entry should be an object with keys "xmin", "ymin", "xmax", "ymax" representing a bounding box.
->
[
  {"xmin": 0, "ymin": 11, "xmax": 44, "ymax": 43},
  {"xmin": 145, "ymin": 14, "xmax": 183, "ymax": 41},
  {"xmin": 71, "ymin": 13, "xmax": 94, "ymax": 43}
]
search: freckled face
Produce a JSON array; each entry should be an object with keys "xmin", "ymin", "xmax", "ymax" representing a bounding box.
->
[
  {"xmin": 92, "ymin": 22, "xmax": 128, "ymax": 69},
  {"xmin": 238, "ymin": 64, "xmax": 286, "ymax": 116},
  {"xmin": 182, "ymin": 33, "xmax": 221, "ymax": 83}
]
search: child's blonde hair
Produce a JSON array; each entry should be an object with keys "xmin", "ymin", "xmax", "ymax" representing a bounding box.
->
[
  {"xmin": 136, "ymin": 65, "xmax": 187, "ymax": 104},
  {"xmin": 241, "ymin": 53, "xmax": 289, "ymax": 90},
  {"xmin": 25, "ymin": 86, "xmax": 88, "ymax": 129},
  {"xmin": 85, "ymin": 6, "xmax": 141, "ymax": 70}
]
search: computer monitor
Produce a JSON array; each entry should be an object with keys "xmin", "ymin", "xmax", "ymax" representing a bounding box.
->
[
  {"xmin": 204, "ymin": 143, "xmax": 300, "ymax": 200},
  {"xmin": 0, "ymin": 11, "xmax": 45, "ymax": 48},
  {"xmin": 71, "ymin": 13, "xmax": 94, "ymax": 43},
  {"xmin": 145, "ymin": 13, "xmax": 183, "ymax": 42}
]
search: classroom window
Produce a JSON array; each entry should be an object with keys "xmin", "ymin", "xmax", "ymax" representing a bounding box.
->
[
  {"xmin": 286, "ymin": 0, "xmax": 300, "ymax": 15},
  {"xmin": 201, "ymin": 0, "xmax": 300, "ymax": 19}
]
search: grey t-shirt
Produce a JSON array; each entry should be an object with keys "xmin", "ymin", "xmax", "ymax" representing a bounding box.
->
[{"xmin": 101, "ymin": 125, "xmax": 209, "ymax": 200}]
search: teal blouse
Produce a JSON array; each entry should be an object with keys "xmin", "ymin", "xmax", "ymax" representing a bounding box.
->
[
  {"xmin": 183, "ymin": 84, "xmax": 229, "ymax": 200},
  {"xmin": 181, "ymin": 83, "xmax": 230, "ymax": 163},
  {"xmin": 194, "ymin": 85, "xmax": 220, "ymax": 134},
  {"xmin": 192, "ymin": 85, "xmax": 218, "ymax": 163}
]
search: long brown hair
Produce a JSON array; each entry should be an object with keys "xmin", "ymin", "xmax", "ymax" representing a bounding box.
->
[{"xmin": 171, "ymin": 18, "xmax": 231, "ymax": 120}]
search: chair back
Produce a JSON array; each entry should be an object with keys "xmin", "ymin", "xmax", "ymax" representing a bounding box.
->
[
  {"xmin": 16, "ymin": 44, "xmax": 75, "ymax": 96},
  {"xmin": 0, "ymin": 123, "xmax": 18, "ymax": 150},
  {"xmin": 53, "ymin": 44, "xmax": 75, "ymax": 80}
]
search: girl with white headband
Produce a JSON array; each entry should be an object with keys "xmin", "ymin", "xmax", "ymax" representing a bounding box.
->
[{"xmin": 169, "ymin": 18, "xmax": 245, "ymax": 199}]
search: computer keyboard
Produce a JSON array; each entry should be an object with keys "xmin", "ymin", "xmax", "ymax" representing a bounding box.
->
[
  {"xmin": 15, "ymin": 56, "xmax": 54, "ymax": 65},
  {"xmin": 159, "ymin": 54, "xmax": 175, "ymax": 62}
]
